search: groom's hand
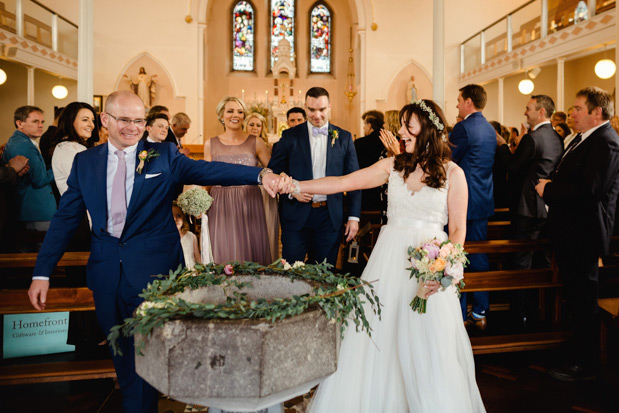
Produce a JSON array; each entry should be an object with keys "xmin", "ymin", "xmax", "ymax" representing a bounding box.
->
[
  {"xmin": 344, "ymin": 220, "xmax": 359, "ymax": 242},
  {"xmin": 28, "ymin": 279, "xmax": 49, "ymax": 311}
]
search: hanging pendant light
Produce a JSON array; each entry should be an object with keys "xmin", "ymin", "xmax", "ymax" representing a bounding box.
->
[
  {"xmin": 595, "ymin": 59, "xmax": 616, "ymax": 79},
  {"xmin": 518, "ymin": 74, "xmax": 534, "ymax": 95},
  {"xmin": 0, "ymin": 68, "xmax": 7, "ymax": 85}
]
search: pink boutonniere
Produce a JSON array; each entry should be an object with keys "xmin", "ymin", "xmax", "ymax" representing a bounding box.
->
[
  {"xmin": 329, "ymin": 129, "xmax": 339, "ymax": 147},
  {"xmin": 136, "ymin": 149, "xmax": 160, "ymax": 174}
]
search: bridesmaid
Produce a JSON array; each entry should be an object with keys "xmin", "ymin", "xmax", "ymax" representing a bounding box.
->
[
  {"xmin": 203, "ymin": 97, "xmax": 271, "ymax": 265},
  {"xmin": 244, "ymin": 112, "xmax": 280, "ymax": 263}
]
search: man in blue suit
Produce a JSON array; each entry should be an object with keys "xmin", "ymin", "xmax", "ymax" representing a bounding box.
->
[
  {"xmin": 27, "ymin": 91, "xmax": 287, "ymax": 412},
  {"xmin": 450, "ymin": 84, "xmax": 496, "ymax": 329},
  {"xmin": 269, "ymin": 87, "xmax": 361, "ymax": 266},
  {"xmin": 2, "ymin": 106, "xmax": 56, "ymax": 246}
]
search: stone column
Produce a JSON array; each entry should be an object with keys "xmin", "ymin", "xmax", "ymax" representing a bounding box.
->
[
  {"xmin": 556, "ymin": 58, "xmax": 565, "ymax": 111},
  {"xmin": 197, "ymin": 22, "xmax": 206, "ymax": 144},
  {"xmin": 27, "ymin": 66, "xmax": 34, "ymax": 105},
  {"xmin": 77, "ymin": 0, "xmax": 93, "ymax": 103},
  {"xmin": 498, "ymin": 77, "xmax": 504, "ymax": 124},
  {"xmin": 433, "ymin": 0, "xmax": 445, "ymax": 110}
]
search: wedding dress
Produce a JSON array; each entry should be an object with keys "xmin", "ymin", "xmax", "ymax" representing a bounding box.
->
[{"xmin": 309, "ymin": 163, "xmax": 485, "ymax": 412}]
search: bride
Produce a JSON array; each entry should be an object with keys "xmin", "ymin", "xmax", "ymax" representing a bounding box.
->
[{"xmin": 295, "ymin": 100, "xmax": 485, "ymax": 412}]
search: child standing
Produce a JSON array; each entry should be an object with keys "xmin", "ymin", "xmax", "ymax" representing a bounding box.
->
[{"xmin": 173, "ymin": 202, "xmax": 200, "ymax": 268}]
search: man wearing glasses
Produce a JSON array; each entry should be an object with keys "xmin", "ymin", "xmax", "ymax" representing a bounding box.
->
[{"xmin": 27, "ymin": 90, "xmax": 289, "ymax": 412}]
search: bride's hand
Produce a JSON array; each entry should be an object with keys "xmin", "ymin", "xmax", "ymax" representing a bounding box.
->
[{"xmin": 423, "ymin": 280, "xmax": 440, "ymax": 298}]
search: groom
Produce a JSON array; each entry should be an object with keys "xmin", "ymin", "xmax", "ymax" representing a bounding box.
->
[
  {"xmin": 27, "ymin": 91, "xmax": 288, "ymax": 412},
  {"xmin": 269, "ymin": 87, "xmax": 361, "ymax": 266}
]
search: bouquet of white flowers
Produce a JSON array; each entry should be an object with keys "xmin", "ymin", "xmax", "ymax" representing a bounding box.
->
[
  {"xmin": 408, "ymin": 239, "xmax": 468, "ymax": 314},
  {"xmin": 177, "ymin": 187, "xmax": 213, "ymax": 217}
]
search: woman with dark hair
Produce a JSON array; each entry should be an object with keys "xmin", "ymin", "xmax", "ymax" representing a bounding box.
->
[
  {"xmin": 554, "ymin": 122, "xmax": 570, "ymax": 141},
  {"xmin": 51, "ymin": 102, "xmax": 96, "ymax": 195},
  {"xmin": 300, "ymin": 100, "xmax": 485, "ymax": 412}
]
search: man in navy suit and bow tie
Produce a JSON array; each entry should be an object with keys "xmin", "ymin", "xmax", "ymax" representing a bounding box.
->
[
  {"xmin": 269, "ymin": 87, "xmax": 361, "ymax": 266},
  {"xmin": 27, "ymin": 91, "xmax": 287, "ymax": 412},
  {"xmin": 450, "ymin": 84, "xmax": 496, "ymax": 330},
  {"xmin": 536, "ymin": 87, "xmax": 619, "ymax": 381}
]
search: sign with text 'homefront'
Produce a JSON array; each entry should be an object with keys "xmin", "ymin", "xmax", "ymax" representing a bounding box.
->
[{"xmin": 3, "ymin": 312, "xmax": 75, "ymax": 359}]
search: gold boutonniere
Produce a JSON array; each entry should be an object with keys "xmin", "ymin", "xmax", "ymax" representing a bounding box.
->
[
  {"xmin": 136, "ymin": 149, "xmax": 160, "ymax": 174},
  {"xmin": 330, "ymin": 129, "xmax": 339, "ymax": 147}
]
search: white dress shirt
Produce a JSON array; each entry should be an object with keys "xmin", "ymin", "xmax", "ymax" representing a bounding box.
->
[
  {"xmin": 307, "ymin": 122, "xmax": 328, "ymax": 203},
  {"xmin": 106, "ymin": 141, "xmax": 138, "ymax": 235}
]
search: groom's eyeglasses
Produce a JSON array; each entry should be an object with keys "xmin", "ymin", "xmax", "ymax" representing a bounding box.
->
[{"xmin": 106, "ymin": 112, "xmax": 147, "ymax": 128}]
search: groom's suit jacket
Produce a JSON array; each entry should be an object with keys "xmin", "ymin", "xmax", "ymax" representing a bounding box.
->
[
  {"xmin": 450, "ymin": 112, "xmax": 496, "ymax": 220},
  {"xmin": 33, "ymin": 140, "xmax": 261, "ymax": 293},
  {"xmin": 543, "ymin": 122, "xmax": 619, "ymax": 256},
  {"xmin": 268, "ymin": 122, "xmax": 361, "ymax": 232}
]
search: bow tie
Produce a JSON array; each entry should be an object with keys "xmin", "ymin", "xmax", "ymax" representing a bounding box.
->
[{"xmin": 312, "ymin": 126, "xmax": 328, "ymax": 136}]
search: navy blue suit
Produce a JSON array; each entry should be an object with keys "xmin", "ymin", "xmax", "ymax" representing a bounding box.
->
[
  {"xmin": 33, "ymin": 140, "xmax": 262, "ymax": 412},
  {"xmin": 450, "ymin": 112, "xmax": 496, "ymax": 318},
  {"xmin": 268, "ymin": 122, "xmax": 360, "ymax": 265}
]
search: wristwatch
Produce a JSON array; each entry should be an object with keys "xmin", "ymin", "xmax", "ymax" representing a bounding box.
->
[{"xmin": 258, "ymin": 168, "xmax": 273, "ymax": 184}]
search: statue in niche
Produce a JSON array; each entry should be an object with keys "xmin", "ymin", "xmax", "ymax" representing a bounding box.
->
[
  {"xmin": 124, "ymin": 67, "xmax": 157, "ymax": 107},
  {"xmin": 406, "ymin": 75, "xmax": 418, "ymax": 104}
]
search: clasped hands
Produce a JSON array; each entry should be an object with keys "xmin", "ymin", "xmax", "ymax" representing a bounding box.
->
[{"xmin": 261, "ymin": 172, "xmax": 298, "ymax": 197}]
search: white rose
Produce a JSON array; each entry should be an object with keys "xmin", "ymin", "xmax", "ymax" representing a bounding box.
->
[{"xmin": 444, "ymin": 261, "xmax": 464, "ymax": 281}]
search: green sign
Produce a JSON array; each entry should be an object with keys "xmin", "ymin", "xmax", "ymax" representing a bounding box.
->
[{"xmin": 3, "ymin": 312, "xmax": 75, "ymax": 359}]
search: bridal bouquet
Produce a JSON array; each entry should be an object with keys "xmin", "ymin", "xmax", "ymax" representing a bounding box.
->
[
  {"xmin": 408, "ymin": 239, "xmax": 468, "ymax": 314},
  {"xmin": 177, "ymin": 187, "xmax": 213, "ymax": 217}
]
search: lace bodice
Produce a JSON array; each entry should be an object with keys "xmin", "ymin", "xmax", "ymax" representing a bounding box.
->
[{"xmin": 386, "ymin": 162, "xmax": 453, "ymax": 227}]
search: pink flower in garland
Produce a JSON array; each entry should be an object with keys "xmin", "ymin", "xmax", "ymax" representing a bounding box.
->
[{"xmin": 224, "ymin": 264, "xmax": 234, "ymax": 275}]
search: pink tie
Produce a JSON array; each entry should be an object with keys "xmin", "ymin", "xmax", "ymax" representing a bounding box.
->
[{"xmin": 111, "ymin": 150, "xmax": 127, "ymax": 238}]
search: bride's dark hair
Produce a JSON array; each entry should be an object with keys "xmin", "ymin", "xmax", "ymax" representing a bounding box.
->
[{"xmin": 393, "ymin": 100, "xmax": 451, "ymax": 188}]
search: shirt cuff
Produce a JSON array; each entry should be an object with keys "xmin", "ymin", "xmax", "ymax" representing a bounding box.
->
[
  {"xmin": 32, "ymin": 276, "xmax": 50, "ymax": 281},
  {"xmin": 347, "ymin": 216, "xmax": 360, "ymax": 222}
]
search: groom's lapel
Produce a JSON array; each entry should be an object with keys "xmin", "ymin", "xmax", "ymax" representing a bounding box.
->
[
  {"xmin": 326, "ymin": 125, "xmax": 334, "ymax": 169},
  {"xmin": 126, "ymin": 140, "xmax": 146, "ymax": 220},
  {"xmin": 299, "ymin": 123, "xmax": 313, "ymax": 178}
]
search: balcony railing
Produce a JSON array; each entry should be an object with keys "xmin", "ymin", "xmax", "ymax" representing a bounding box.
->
[
  {"xmin": 461, "ymin": 0, "xmax": 616, "ymax": 74},
  {"xmin": 0, "ymin": 0, "xmax": 78, "ymax": 59}
]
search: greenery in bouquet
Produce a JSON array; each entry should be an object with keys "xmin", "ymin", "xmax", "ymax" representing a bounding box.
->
[
  {"xmin": 408, "ymin": 239, "xmax": 468, "ymax": 314},
  {"xmin": 176, "ymin": 187, "xmax": 213, "ymax": 217},
  {"xmin": 108, "ymin": 259, "xmax": 381, "ymax": 356},
  {"xmin": 248, "ymin": 102, "xmax": 270, "ymax": 119}
]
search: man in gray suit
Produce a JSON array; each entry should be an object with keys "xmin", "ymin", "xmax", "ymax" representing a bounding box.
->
[{"xmin": 501, "ymin": 94, "xmax": 564, "ymax": 324}]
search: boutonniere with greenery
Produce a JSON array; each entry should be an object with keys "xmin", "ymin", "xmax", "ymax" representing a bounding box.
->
[
  {"xmin": 136, "ymin": 149, "xmax": 160, "ymax": 174},
  {"xmin": 329, "ymin": 129, "xmax": 339, "ymax": 147}
]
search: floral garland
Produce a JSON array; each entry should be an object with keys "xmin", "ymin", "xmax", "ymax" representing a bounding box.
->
[
  {"xmin": 108, "ymin": 259, "xmax": 381, "ymax": 356},
  {"xmin": 412, "ymin": 100, "xmax": 447, "ymax": 142}
]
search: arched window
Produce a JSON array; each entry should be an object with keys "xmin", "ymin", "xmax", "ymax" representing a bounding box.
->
[
  {"xmin": 232, "ymin": 1, "xmax": 255, "ymax": 71},
  {"xmin": 310, "ymin": 3, "xmax": 331, "ymax": 73},
  {"xmin": 270, "ymin": 0, "xmax": 295, "ymax": 69}
]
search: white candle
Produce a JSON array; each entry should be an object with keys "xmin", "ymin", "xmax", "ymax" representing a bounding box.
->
[
  {"xmin": 241, "ymin": 89, "xmax": 245, "ymax": 101},
  {"xmin": 265, "ymin": 90, "xmax": 269, "ymax": 103}
]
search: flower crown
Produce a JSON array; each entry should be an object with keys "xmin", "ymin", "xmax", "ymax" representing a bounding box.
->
[{"xmin": 412, "ymin": 100, "xmax": 446, "ymax": 139}]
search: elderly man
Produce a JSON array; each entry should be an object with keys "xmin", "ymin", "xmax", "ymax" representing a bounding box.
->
[
  {"xmin": 28, "ymin": 91, "xmax": 288, "ymax": 412},
  {"xmin": 536, "ymin": 87, "xmax": 619, "ymax": 381},
  {"xmin": 269, "ymin": 87, "xmax": 361, "ymax": 266},
  {"xmin": 2, "ymin": 106, "xmax": 56, "ymax": 247},
  {"xmin": 164, "ymin": 112, "xmax": 192, "ymax": 156}
]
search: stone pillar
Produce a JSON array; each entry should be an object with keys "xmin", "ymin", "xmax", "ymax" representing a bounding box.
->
[
  {"xmin": 197, "ymin": 22, "xmax": 206, "ymax": 144},
  {"xmin": 27, "ymin": 66, "xmax": 34, "ymax": 105},
  {"xmin": 433, "ymin": 0, "xmax": 445, "ymax": 110},
  {"xmin": 498, "ymin": 77, "xmax": 504, "ymax": 124},
  {"xmin": 51, "ymin": 14, "xmax": 58, "ymax": 52},
  {"xmin": 358, "ymin": 29, "xmax": 367, "ymax": 120},
  {"xmin": 16, "ymin": 0, "xmax": 23, "ymax": 38},
  {"xmin": 556, "ymin": 58, "xmax": 565, "ymax": 111},
  {"xmin": 77, "ymin": 0, "xmax": 93, "ymax": 103}
]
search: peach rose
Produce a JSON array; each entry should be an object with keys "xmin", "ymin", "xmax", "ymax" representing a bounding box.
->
[{"xmin": 430, "ymin": 257, "xmax": 446, "ymax": 272}]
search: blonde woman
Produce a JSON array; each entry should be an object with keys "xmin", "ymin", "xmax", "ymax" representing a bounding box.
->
[
  {"xmin": 244, "ymin": 112, "xmax": 280, "ymax": 262},
  {"xmin": 203, "ymin": 97, "xmax": 271, "ymax": 265}
]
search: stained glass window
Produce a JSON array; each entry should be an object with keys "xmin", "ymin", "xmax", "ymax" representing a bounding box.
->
[
  {"xmin": 270, "ymin": 0, "xmax": 295, "ymax": 68},
  {"xmin": 310, "ymin": 4, "xmax": 331, "ymax": 73},
  {"xmin": 232, "ymin": 1, "xmax": 254, "ymax": 71}
]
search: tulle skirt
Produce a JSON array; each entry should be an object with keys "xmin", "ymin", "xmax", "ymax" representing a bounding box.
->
[
  {"xmin": 309, "ymin": 219, "xmax": 485, "ymax": 412},
  {"xmin": 208, "ymin": 185, "xmax": 271, "ymax": 265}
]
